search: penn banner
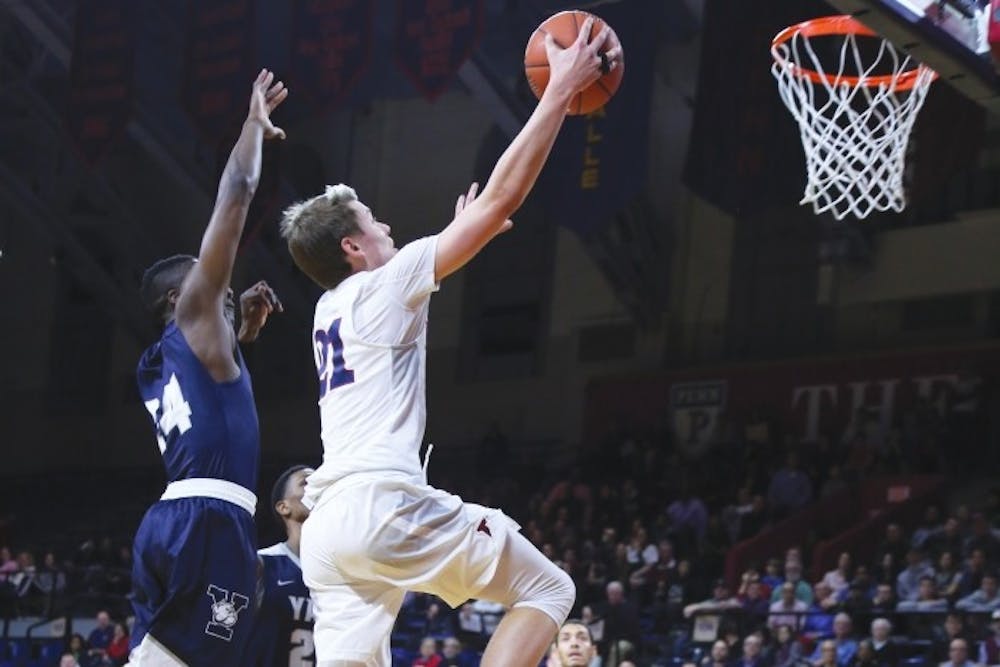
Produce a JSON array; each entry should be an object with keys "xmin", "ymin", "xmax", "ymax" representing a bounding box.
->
[
  {"xmin": 683, "ymin": 0, "xmax": 829, "ymax": 217},
  {"xmin": 290, "ymin": 0, "xmax": 375, "ymax": 111},
  {"xmin": 584, "ymin": 342, "xmax": 1000, "ymax": 448},
  {"xmin": 393, "ymin": 0, "xmax": 484, "ymax": 101},
  {"xmin": 537, "ymin": 1, "xmax": 657, "ymax": 240},
  {"xmin": 182, "ymin": 0, "xmax": 255, "ymax": 141},
  {"xmin": 67, "ymin": 0, "xmax": 134, "ymax": 165}
]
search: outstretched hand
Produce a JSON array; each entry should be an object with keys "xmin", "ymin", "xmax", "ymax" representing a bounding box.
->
[
  {"xmin": 455, "ymin": 182, "xmax": 513, "ymax": 236},
  {"xmin": 248, "ymin": 69, "xmax": 288, "ymax": 140},
  {"xmin": 543, "ymin": 16, "xmax": 623, "ymax": 98},
  {"xmin": 238, "ymin": 280, "xmax": 283, "ymax": 344}
]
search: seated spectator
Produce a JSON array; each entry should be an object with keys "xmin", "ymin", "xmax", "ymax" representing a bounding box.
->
[
  {"xmin": 869, "ymin": 618, "xmax": 898, "ymax": 667},
  {"xmin": 841, "ymin": 582, "xmax": 873, "ymax": 619},
  {"xmin": 958, "ymin": 549, "xmax": 987, "ymax": 597},
  {"xmin": 414, "ymin": 637, "xmax": 442, "ymax": 667},
  {"xmin": 598, "ymin": 581, "xmax": 641, "ymax": 660},
  {"xmin": 439, "ymin": 637, "xmax": 466, "ymax": 667},
  {"xmin": 815, "ymin": 640, "xmax": 839, "ymax": 667},
  {"xmin": 896, "ymin": 548, "xmax": 935, "ymax": 602},
  {"xmin": 897, "ymin": 576, "xmax": 948, "ymax": 612},
  {"xmin": 936, "ymin": 552, "xmax": 963, "ymax": 603},
  {"xmin": 964, "ymin": 513, "xmax": 1000, "ymax": 563},
  {"xmin": 932, "ymin": 614, "xmax": 970, "ymax": 663},
  {"xmin": 684, "ymin": 578, "xmax": 741, "ymax": 618},
  {"xmin": 876, "ymin": 525, "xmax": 908, "ymax": 577},
  {"xmin": 928, "ymin": 518, "xmax": 965, "ymax": 561},
  {"xmin": 423, "ymin": 602, "xmax": 457, "ymax": 638},
  {"xmin": 851, "ymin": 640, "xmax": 881, "ymax": 667},
  {"xmin": 803, "ymin": 583, "xmax": 836, "ymax": 638},
  {"xmin": 742, "ymin": 578, "xmax": 772, "ymax": 620},
  {"xmin": 978, "ymin": 611, "xmax": 1000, "ymax": 667},
  {"xmin": 667, "ymin": 484, "xmax": 709, "ymax": 550},
  {"xmin": 823, "ymin": 553, "xmax": 853, "ymax": 597},
  {"xmin": 0, "ymin": 546, "xmax": 17, "ymax": 581},
  {"xmin": 736, "ymin": 633, "xmax": 766, "ymax": 667},
  {"xmin": 763, "ymin": 558, "xmax": 785, "ymax": 590},
  {"xmin": 871, "ymin": 584, "xmax": 896, "ymax": 614},
  {"xmin": 769, "ymin": 453, "xmax": 813, "ymax": 519},
  {"xmin": 65, "ymin": 634, "xmax": 87, "ymax": 667},
  {"xmin": 912, "ymin": 506, "xmax": 943, "ymax": 550},
  {"xmin": 809, "ymin": 613, "xmax": 858, "ymax": 667},
  {"xmin": 770, "ymin": 582, "xmax": 810, "ymax": 631},
  {"xmin": 106, "ymin": 623, "xmax": 128, "ymax": 667},
  {"xmin": 87, "ymin": 610, "xmax": 113, "ymax": 665},
  {"xmin": 59, "ymin": 654, "xmax": 80, "ymax": 667},
  {"xmin": 701, "ymin": 639, "xmax": 731, "ymax": 667},
  {"xmin": 815, "ymin": 582, "xmax": 840, "ymax": 612},
  {"xmin": 772, "ymin": 561, "xmax": 814, "ymax": 605},
  {"xmin": 456, "ymin": 603, "xmax": 483, "ymax": 650},
  {"xmin": 940, "ymin": 638, "xmax": 977, "ymax": 667},
  {"xmin": 956, "ymin": 572, "xmax": 1000, "ymax": 611},
  {"xmin": 773, "ymin": 624, "xmax": 805, "ymax": 667}
]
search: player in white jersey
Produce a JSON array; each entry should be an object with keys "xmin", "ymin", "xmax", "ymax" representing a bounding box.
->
[{"xmin": 279, "ymin": 18, "xmax": 621, "ymax": 667}]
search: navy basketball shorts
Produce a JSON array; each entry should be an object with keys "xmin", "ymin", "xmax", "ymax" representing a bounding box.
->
[{"xmin": 129, "ymin": 497, "xmax": 258, "ymax": 667}]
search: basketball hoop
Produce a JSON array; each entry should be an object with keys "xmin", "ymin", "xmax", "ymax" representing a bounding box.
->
[{"xmin": 771, "ymin": 15, "xmax": 937, "ymax": 220}]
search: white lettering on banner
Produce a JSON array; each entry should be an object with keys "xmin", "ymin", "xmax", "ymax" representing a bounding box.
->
[
  {"xmin": 791, "ymin": 384, "xmax": 837, "ymax": 442},
  {"xmin": 790, "ymin": 374, "xmax": 969, "ymax": 442},
  {"xmin": 846, "ymin": 380, "xmax": 900, "ymax": 435}
]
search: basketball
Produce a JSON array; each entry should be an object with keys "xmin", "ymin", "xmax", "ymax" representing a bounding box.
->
[{"xmin": 524, "ymin": 10, "xmax": 624, "ymax": 116}]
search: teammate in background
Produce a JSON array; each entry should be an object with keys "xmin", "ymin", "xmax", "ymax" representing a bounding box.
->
[
  {"xmin": 280, "ymin": 18, "xmax": 620, "ymax": 667},
  {"xmin": 245, "ymin": 465, "xmax": 316, "ymax": 666},
  {"xmin": 129, "ymin": 70, "xmax": 287, "ymax": 666},
  {"xmin": 551, "ymin": 620, "xmax": 598, "ymax": 667}
]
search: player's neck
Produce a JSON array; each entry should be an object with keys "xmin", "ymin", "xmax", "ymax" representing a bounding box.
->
[{"xmin": 284, "ymin": 522, "xmax": 302, "ymax": 557}]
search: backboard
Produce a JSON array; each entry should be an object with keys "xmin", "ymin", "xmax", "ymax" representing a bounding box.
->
[{"xmin": 825, "ymin": 0, "xmax": 1000, "ymax": 109}]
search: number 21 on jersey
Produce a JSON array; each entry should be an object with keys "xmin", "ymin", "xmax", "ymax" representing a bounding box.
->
[{"xmin": 314, "ymin": 318, "xmax": 355, "ymax": 399}]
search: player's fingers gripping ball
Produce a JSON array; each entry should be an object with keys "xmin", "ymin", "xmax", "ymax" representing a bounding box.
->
[{"xmin": 524, "ymin": 10, "xmax": 625, "ymax": 115}]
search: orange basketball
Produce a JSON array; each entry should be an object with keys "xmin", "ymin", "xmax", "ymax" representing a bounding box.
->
[{"xmin": 524, "ymin": 10, "xmax": 624, "ymax": 116}]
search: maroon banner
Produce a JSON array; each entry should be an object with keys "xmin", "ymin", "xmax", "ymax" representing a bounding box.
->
[
  {"xmin": 67, "ymin": 0, "xmax": 134, "ymax": 165},
  {"xmin": 585, "ymin": 343, "xmax": 1000, "ymax": 446},
  {"xmin": 183, "ymin": 0, "xmax": 255, "ymax": 141},
  {"xmin": 291, "ymin": 0, "xmax": 374, "ymax": 110},
  {"xmin": 393, "ymin": 0, "xmax": 484, "ymax": 101}
]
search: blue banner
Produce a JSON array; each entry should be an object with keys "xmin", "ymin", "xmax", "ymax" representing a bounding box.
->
[{"xmin": 538, "ymin": 2, "xmax": 656, "ymax": 239}]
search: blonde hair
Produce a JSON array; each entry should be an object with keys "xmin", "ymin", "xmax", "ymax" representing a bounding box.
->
[{"xmin": 279, "ymin": 184, "xmax": 361, "ymax": 289}]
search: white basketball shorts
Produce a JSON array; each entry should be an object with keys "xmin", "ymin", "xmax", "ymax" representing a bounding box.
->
[{"xmin": 299, "ymin": 473, "xmax": 520, "ymax": 666}]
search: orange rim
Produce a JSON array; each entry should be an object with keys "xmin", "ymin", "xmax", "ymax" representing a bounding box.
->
[{"xmin": 771, "ymin": 15, "xmax": 937, "ymax": 89}]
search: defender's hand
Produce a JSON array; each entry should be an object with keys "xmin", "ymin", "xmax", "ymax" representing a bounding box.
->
[
  {"xmin": 247, "ymin": 69, "xmax": 288, "ymax": 140},
  {"xmin": 238, "ymin": 280, "xmax": 283, "ymax": 343}
]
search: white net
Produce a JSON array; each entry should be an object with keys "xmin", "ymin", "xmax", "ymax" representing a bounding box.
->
[{"xmin": 771, "ymin": 25, "xmax": 936, "ymax": 220}]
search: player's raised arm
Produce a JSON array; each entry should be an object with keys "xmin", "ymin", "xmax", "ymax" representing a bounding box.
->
[
  {"xmin": 434, "ymin": 17, "xmax": 621, "ymax": 283},
  {"xmin": 174, "ymin": 70, "xmax": 287, "ymax": 372}
]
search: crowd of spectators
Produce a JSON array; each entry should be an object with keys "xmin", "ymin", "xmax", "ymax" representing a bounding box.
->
[{"xmin": 0, "ymin": 389, "xmax": 992, "ymax": 667}]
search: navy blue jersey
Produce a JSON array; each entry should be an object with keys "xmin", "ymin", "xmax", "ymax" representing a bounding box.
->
[
  {"xmin": 245, "ymin": 543, "xmax": 314, "ymax": 667},
  {"xmin": 137, "ymin": 321, "xmax": 259, "ymax": 490}
]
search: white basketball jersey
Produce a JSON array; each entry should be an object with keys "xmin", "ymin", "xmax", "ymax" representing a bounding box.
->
[{"xmin": 303, "ymin": 236, "xmax": 439, "ymax": 509}]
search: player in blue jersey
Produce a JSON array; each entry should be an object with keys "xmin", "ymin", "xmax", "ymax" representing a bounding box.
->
[
  {"xmin": 128, "ymin": 69, "xmax": 287, "ymax": 667},
  {"xmin": 246, "ymin": 465, "xmax": 316, "ymax": 667}
]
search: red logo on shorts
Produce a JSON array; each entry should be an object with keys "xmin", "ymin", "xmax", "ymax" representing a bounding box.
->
[{"xmin": 477, "ymin": 518, "xmax": 492, "ymax": 537}]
